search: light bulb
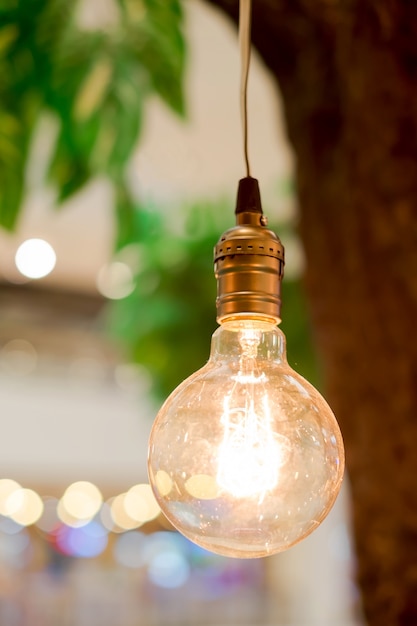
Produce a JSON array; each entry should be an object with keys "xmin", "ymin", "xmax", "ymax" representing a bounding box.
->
[
  {"xmin": 148, "ymin": 319, "xmax": 344, "ymax": 559},
  {"xmin": 148, "ymin": 177, "xmax": 344, "ymax": 558}
]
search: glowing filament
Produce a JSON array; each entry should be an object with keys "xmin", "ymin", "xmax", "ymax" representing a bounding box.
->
[{"xmin": 217, "ymin": 390, "xmax": 282, "ymax": 499}]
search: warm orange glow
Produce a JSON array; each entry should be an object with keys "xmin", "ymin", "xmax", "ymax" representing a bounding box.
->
[
  {"xmin": 124, "ymin": 484, "xmax": 161, "ymax": 523},
  {"xmin": 60, "ymin": 481, "xmax": 103, "ymax": 523},
  {"xmin": 6, "ymin": 488, "xmax": 44, "ymax": 526}
]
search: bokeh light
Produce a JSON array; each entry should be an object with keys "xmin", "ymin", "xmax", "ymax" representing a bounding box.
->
[
  {"xmin": 124, "ymin": 483, "xmax": 161, "ymax": 524},
  {"xmin": 146, "ymin": 533, "xmax": 191, "ymax": 589},
  {"xmin": 55, "ymin": 521, "xmax": 108, "ymax": 558},
  {"xmin": 59, "ymin": 481, "xmax": 102, "ymax": 526},
  {"xmin": 154, "ymin": 470, "xmax": 173, "ymax": 497},
  {"xmin": 0, "ymin": 339, "xmax": 38, "ymax": 376},
  {"xmin": 110, "ymin": 493, "xmax": 140, "ymax": 531},
  {"xmin": 0, "ymin": 479, "xmax": 21, "ymax": 516},
  {"xmin": 113, "ymin": 531, "xmax": 147, "ymax": 568},
  {"xmin": 0, "ymin": 515, "xmax": 23, "ymax": 535},
  {"xmin": 96, "ymin": 261, "xmax": 135, "ymax": 299},
  {"xmin": 185, "ymin": 474, "xmax": 219, "ymax": 500},
  {"xmin": 15, "ymin": 238, "xmax": 56, "ymax": 279},
  {"xmin": 114, "ymin": 363, "xmax": 152, "ymax": 394},
  {"xmin": 6, "ymin": 488, "xmax": 44, "ymax": 526}
]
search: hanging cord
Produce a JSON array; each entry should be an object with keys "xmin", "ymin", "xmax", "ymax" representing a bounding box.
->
[{"xmin": 239, "ymin": 0, "xmax": 252, "ymax": 177}]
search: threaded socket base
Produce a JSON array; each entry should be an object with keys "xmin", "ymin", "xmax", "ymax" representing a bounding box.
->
[{"xmin": 214, "ymin": 178, "xmax": 285, "ymax": 323}]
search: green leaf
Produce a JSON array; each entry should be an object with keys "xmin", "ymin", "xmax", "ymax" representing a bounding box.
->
[
  {"xmin": 0, "ymin": 0, "xmax": 186, "ymax": 231},
  {"xmin": 113, "ymin": 184, "xmax": 158, "ymax": 250},
  {"xmin": 48, "ymin": 130, "xmax": 91, "ymax": 201},
  {"xmin": 0, "ymin": 105, "xmax": 36, "ymax": 230},
  {"xmin": 120, "ymin": 0, "xmax": 186, "ymax": 115},
  {"xmin": 102, "ymin": 56, "xmax": 145, "ymax": 175},
  {"xmin": 0, "ymin": 168, "xmax": 24, "ymax": 230}
]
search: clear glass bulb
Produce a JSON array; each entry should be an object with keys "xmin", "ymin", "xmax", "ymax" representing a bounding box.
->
[{"xmin": 148, "ymin": 319, "xmax": 344, "ymax": 558}]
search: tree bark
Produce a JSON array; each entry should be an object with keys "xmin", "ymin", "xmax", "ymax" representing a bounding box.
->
[{"xmin": 206, "ymin": 1, "xmax": 417, "ymax": 624}]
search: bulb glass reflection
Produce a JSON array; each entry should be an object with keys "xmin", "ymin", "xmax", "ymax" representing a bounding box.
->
[{"xmin": 148, "ymin": 319, "xmax": 344, "ymax": 559}]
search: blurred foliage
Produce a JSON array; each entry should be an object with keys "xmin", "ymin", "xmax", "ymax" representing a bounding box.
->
[
  {"xmin": 107, "ymin": 200, "xmax": 319, "ymax": 401},
  {"xmin": 0, "ymin": 0, "xmax": 319, "ymax": 402},
  {"xmin": 0, "ymin": 0, "xmax": 185, "ymax": 230},
  {"xmin": 280, "ymin": 280, "xmax": 319, "ymax": 389},
  {"xmin": 106, "ymin": 200, "xmax": 223, "ymax": 400}
]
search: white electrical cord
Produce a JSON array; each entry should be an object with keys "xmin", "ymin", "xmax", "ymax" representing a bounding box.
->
[{"xmin": 239, "ymin": 0, "xmax": 252, "ymax": 177}]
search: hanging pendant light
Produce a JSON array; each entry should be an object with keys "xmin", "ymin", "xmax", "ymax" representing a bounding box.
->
[{"xmin": 147, "ymin": 0, "xmax": 344, "ymax": 559}]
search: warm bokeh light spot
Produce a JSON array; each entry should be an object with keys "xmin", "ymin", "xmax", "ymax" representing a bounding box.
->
[
  {"xmin": 0, "ymin": 479, "xmax": 21, "ymax": 515},
  {"xmin": 57, "ymin": 498, "xmax": 82, "ymax": 527},
  {"xmin": 185, "ymin": 474, "xmax": 219, "ymax": 500},
  {"xmin": 110, "ymin": 493, "xmax": 140, "ymax": 531},
  {"xmin": 96, "ymin": 261, "xmax": 135, "ymax": 299},
  {"xmin": 6, "ymin": 488, "xmax": 44, "ymax": 526},
  {"xmin": 124, "ymin": 484, "xmax": 161, "ymax": 523},
  {"xmin": 60, "ymin": 481, "xmax": 103, "ymax": 522},
  {"xmin": 15, "ymin": 238, "xmax": 56, "ymax": 279},
  {"xmin": 154, "ymin": 470, "xmax": 173, "ymax": 497}
]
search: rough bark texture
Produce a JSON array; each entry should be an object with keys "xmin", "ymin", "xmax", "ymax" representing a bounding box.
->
[{"xmin": 206, "ymin": 1, "xmax": 417, "ymax": 624}]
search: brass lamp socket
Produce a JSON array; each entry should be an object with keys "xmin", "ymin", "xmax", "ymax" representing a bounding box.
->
[{"xmin": 214, "ymin": 177, "xmax": 285, "ymax": 323}]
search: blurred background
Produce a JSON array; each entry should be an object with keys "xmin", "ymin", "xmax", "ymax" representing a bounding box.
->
[{"xmin": 0, "ymin": 1, "xmax": 364, "ymax": 624}]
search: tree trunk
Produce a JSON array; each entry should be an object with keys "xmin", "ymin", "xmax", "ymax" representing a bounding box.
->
[{"xmin": 206, "ymin": 1, "xmax": 417, "ymax": 624}]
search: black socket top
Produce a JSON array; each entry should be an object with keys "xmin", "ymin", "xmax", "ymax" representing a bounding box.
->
[{"xmin": 235, "ymin": 177, "xmax": 263, "ymax": 215}]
